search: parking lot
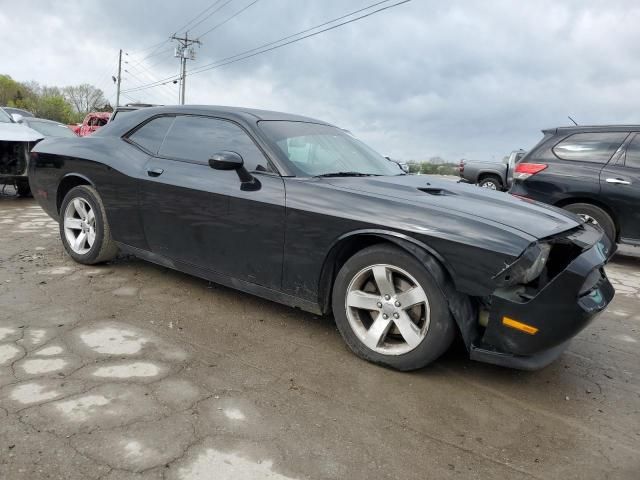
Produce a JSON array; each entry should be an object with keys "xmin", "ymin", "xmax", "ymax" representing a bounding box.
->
[{"xmin": 0, "ymin": 194, "xmax": 638, "ymax": 480}]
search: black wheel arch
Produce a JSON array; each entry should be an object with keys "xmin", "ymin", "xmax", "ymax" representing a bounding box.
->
[
  {"xmin": 57, "ymin": 174, "xmax": 94, "ymax": 213},
  {"xmin": 554, "ymin": 196, "xmax": 619, "ymax": 240},
  {"xmin": 317, "ymin": 230, "xmax": 478, "ymax": 348}
]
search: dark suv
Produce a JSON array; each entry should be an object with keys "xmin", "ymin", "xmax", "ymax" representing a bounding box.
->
[{"xmin": 510, "ymin": 125, "xmax": 640, "ymax": 244}]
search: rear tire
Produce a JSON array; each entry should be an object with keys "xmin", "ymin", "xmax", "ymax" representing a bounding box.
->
[
  {"xmin": 332, "ymin": 244, "xmax": 455, "ymax": 371},
  {"xmin": 478, "ymin": 175, "xmax": 502, "ymax": 191},
  {"xmin": 59, "ymin": 185, "xmax": 118, "ymax": 264},
  {"xmin": 563, "ymin": 203, "xmax": 616, "ymax": 243},
  {"xmin": 16, "ymin": 180, "xmax": 31, "ymax": 197}
]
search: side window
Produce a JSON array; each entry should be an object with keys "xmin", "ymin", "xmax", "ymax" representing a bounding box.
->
[
  {"xmin": 159, "ymin": 115, "xmax": 273, "ymax": 172},
  {"xmin": 552, "ymin": 132, "xmax": 628, "ymax": 164},
  {"xmin": 127, "ymin": 116, "xmax": 175, "ymax": 154},
  {"xmin": 625, "ymin": 134, "xmax": 640, "ymax": 169}
]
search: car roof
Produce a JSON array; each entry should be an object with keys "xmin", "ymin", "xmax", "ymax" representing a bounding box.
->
[
  {"xmin": 23, "ymin": 117, "xmax": 66, "ymax": 126},
  {"xmin": 543, "ymin": 125, "xmax": 640, "ymax": 135},
  {"xmin": 140, "ymin": 105, "xmax": 330, "ymax": 123},
  {"xmin": 96, "ymin": 104, "xmax": 334, "ymax": 137},
  {"xmin": 2, "ymin": 106, "xmax": 35, "ymax": 117}
]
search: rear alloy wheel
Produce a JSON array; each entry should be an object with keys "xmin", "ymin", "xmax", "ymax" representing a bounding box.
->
[
  {"xmin": 59, "ymin": 185, "xmax": 118, "ymax": 264},
  {"xmin": 332, "ymin": 245, "xmax": 455, "ymax": 371},
  {"xmin": 564, "ymin": 202, "xmax": 616, "ymax": 244},
  {"xmin": 478, "ymin": 175, "xmax": 502, "ymax": 190}
]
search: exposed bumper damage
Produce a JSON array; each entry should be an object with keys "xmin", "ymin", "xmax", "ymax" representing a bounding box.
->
[
  {"xmin": 470, "ymin": 224, "xmax": 615, "ymax": 370},
  {"xmin": 0, "ymin": 123, "xmax": 43, "ymax": 184}
]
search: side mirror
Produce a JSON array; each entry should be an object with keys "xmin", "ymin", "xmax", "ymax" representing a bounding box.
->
[
  {"xmin": 11, "ymin": 113, "xmax": 23, "ymax": 123},
  {"xmin": 209, "ymin": 151, "xmax": 260, "ymax": 191},
  {"xmin": 209, "ymin": 151, "xmax": 244, "ymax": 170}
]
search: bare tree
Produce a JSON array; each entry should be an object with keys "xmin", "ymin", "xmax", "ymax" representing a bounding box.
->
[{"xmin": 63, "ymin": 84, "xmax": 106, "ymax": 115}]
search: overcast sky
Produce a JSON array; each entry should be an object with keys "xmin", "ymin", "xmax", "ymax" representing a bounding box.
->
[{"xmin": 1, "ymin": 0, "xmax": 639, "ymax": 161}]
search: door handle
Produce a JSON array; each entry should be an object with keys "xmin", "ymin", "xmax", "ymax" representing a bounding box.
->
[
  {"xmin": 147, "ymin": 168, "xmax": 164, "ymax": 177},
  {"xmin": 605, "ymin": 178, "xmax": 631, "ymax": 185}
]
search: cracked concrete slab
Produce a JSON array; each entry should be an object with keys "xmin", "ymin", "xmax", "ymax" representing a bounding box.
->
[
  {"xmin": 21, "ymin": 383, "xmax": 169, "ymax": 435},
  {"xmin": 72, "ymin": 412, "xmax": 196, "ymax": 472},
  {"xmin": 1, "ymin": 197, "xmax": 639, "ymax": 480},
  {"xmin": 0, "ymin": 378, "xmax": 88, "ymax": 412}
]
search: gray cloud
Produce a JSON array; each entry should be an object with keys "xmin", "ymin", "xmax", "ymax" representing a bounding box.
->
[{"xmin": 1, "ymin": 0, "xmax": 640, "ymax": 160}]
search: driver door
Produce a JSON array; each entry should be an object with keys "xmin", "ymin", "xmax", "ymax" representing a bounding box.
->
[{"xmin": 137, "ymin": 115, "xmax": 286, "ymax": 290}]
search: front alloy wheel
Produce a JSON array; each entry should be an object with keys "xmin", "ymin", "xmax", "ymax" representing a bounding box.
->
[
  {"xmin": 332, "ymin": 244, "xmax": 455, "ymax": 371},
  {"xmin": 345, "ymin": 264, "xmax": 430, "ymax": 355}
]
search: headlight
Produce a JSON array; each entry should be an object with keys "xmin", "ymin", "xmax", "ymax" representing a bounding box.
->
[
  {"xmin": 494, "ymin": 242, "xmax": 551, "ymax": 286},
  {"xmin": 521, "ymin": 243, "xmax": 550, "ymax": 284}
]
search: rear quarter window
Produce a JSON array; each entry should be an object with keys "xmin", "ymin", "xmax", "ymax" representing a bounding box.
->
[
  {"xmin": 552, "ymin": 132, "xmax": 628, "ymax": 164},
  {"xmin": 127, "ymin": 116, "xmax": 175, "ymax": 155}
]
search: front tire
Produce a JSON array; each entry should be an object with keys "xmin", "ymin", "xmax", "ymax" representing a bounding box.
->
[
  {"xmin": 332, "ymin": 244, "xmax": 455, "ymax": 371},
  {"xmin": 59, "ymin": 185, "xmax": 118, "ymax": 264},
  {"xmin": 564, "ymin": 202, "xmax": 616, "ymax": 243}
]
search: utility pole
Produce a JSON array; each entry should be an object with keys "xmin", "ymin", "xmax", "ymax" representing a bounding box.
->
[
  {"xmin": 171, "ymin": 33, "xmax": 201, "ymax": 105},
  {"xmin": 115, "ymin": 49, "xmax": 122, "ymax": 107}
]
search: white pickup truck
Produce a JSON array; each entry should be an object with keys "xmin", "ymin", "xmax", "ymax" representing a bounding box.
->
[{"xmin": 458, "ymin": 149, "xmax": 526, "ymax": 191}]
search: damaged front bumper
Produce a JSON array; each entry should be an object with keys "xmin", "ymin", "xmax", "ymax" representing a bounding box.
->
[{"xmin": 470, "ymin": 225, "xmax": 615, "ymax": 370}]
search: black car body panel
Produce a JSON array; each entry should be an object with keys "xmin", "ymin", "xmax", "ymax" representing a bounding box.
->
[
  {"xmin": 511, "ymin": 125, "xmax": 640, "ymax": 244},
  {"xmin": 30, "ymin": 106, "xmax": 615, "ymax": 369}
]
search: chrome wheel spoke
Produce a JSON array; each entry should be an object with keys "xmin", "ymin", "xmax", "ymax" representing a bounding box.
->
[
  {"xmin": 74, "ymin": 231, "xmax": 87, "ymax": 251},
  {"xmin": 73, "ymin": 199, "xmax": 88, "ymax": 220},
  {"xmin": 393, "ymin": 311, "xmax": 423, "ymax": 349},
  {"xmin": 347, "ymin": 290, "xmax": 381, "ymax": 311},
  {"xmin": 65, "ymin": 218, "xmax": 83, "ymax": 230},
  {"xmin": 363, "ymin": 314, "xmax": 393, "ymax": 349},
  {"xmin": 372, "ymin": 265, "xmax": 395, "ymax": 297},
  {"xmin": 396, "ymin": 286, "xmax": 426, "ymax": 309},
  {"xmin": 86, "ymin": 208, "xmax": 95, "ymax": 226},
  {"xmin": 87, "ymin": 228, "xmax": 96, "ymax": 247}
]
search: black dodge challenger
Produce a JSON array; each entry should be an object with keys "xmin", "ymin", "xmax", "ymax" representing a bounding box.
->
[{"xmin": 29, "ymin": 106, "xmax": 615, "ymax": 371}]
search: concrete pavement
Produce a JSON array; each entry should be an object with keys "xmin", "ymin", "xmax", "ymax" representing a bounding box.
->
[{"xmin": 0, "ymin": 195, "xmax": 638, "ymax": 479}]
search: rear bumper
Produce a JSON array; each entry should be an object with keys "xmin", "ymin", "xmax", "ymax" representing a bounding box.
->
[{"xmin": 473, "ymin": 228, "xmax": 615, "ymax": 369}]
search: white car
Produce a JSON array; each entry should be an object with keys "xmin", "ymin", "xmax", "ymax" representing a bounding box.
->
[{"xmin": 0, "ymin": 107, "xmax": 44, "ymax": 196}]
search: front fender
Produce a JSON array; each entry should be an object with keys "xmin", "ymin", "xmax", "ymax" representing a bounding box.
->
[{"xmin": 318, "ymin": 229, "xmax": 478, "ymax": 348}]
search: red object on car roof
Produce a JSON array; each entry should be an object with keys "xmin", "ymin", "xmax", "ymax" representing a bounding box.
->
[{"xmin": 71, "ymin": 112, "xmax": 111, "ymax": 137}]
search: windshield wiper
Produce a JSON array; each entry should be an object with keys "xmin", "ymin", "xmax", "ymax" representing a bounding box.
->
[{"xmin": 314, "ymin": 171, "xmax": 381, "ymax": 178}]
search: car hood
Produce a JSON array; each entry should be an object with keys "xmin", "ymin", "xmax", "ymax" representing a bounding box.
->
[
  {"xmin": 324, "ymin": 175, "xmax": 581, "ymax": 239},
  {"xmin": 0, "ymin": 122, "xmax": 44, "ymax": 142}
]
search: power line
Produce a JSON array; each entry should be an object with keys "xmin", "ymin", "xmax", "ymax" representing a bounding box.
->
[
  {"xmin": 186, "ymin": 0, "xmax": 236, "ymax": 33},
  {"xmin": 123, "ymin": 67, "xmax": 176, "ymax": 104},
  {"xmin": 122, "ymin": 0, "xmax": 410, "ymax": 94},
  {"xmin": 194, "ymin": 0, "xmax": 261, "ymax": 39},
  {"xmin": 172, "ymin": 0, "xmax": 227, "ymax": 34},
  {"xmin": 126, "ymin": 0, "xmax": 228, "ymax": 62},
  {"xmin": 128, "ymin": 38, "xmax": 171, "ymax": 56}
]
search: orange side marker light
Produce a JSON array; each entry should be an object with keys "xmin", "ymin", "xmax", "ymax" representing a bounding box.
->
[{"xmin": 502, "ymin": 317, "xmax": 538, "ymax": 335}]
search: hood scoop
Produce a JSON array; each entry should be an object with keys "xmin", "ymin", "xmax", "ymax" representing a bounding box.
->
[{"xmin": 418, "ymin": 187, "xmax": 456, "ymax": 196}]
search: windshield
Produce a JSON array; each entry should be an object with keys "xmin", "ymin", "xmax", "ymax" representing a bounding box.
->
[
  {"xmin": 0, "ymin": 108, "xmax": 13, "ymax": 123},
  {"xmin": 26, "ymin": 120, "xmax": 76, "ymax": 137},
  {"xmin": 258, "ymin": 121, "xmax": 403, "ymax": 177}
]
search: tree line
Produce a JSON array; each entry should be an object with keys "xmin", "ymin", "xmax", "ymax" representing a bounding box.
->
[
  {"xmin": 0, "ymin": 74, "xmax": 111, "ymax": 124},
  {"xmin": 406, "ymin": 159, "xmax": 460, "ymax": 176}
]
